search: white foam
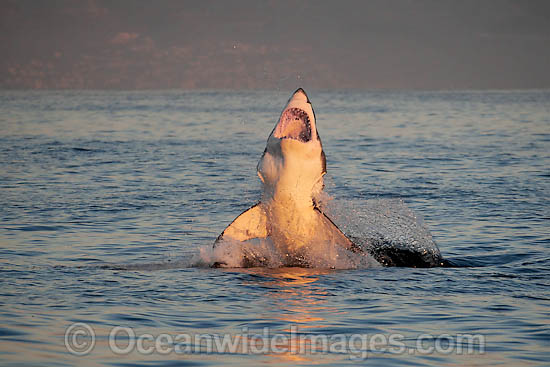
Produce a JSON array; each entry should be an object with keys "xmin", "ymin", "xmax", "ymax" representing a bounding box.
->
[{"xmin": 199, "ymin": 234, "xmax": 380, "ymax": 269}]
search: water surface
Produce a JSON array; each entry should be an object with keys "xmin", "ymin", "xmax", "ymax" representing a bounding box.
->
[{"xmin": 0, "ymin": 90, "xmax": 549, "ymax": 366}]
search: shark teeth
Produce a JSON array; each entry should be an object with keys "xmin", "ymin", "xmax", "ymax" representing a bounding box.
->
[{"xmin": 276, "ymin": 107, "xmax": 312, "ymax": 142}]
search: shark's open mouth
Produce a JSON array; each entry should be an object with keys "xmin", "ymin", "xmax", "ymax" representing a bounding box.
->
[{"xmin": 274, "ymin": 108, "xmax": 312, "ymax": 142}]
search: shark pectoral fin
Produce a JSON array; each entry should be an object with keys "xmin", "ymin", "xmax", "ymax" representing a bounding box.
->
[
  {"xmin": 314, "ymin": 207, "xmax": 362, "ymax": 253},
  {"xmin": 215, "ymin": 203, "xmax": 268, "ymax": 246}
]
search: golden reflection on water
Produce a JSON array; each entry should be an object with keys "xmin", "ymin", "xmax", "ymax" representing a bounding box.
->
[
  {"xmin": 239, "ymin": 267, "xmax": 335, "ymax": 326},
  {"xmin": 236, "ymin": 267, "xmax": 344, "ymax": 363}
]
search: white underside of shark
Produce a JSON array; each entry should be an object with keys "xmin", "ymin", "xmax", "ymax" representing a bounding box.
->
[{"xmin": 214, "ymin": 88, "xmax": 362, "ymax": 266}]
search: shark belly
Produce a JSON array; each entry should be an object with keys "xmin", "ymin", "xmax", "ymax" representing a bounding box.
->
[{"xmin": 265, "ymin": 201, "xmax": 327, "ymax": 252}]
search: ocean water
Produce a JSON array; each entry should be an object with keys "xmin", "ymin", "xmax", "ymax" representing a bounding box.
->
[{"xmin": 0, "ymin": 89, "xmax": 549, "ymax": 366}]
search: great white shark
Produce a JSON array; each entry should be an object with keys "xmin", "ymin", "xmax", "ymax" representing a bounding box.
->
[{"xmin": 213, "ymin": 88, "xmax": 448, "ymax": 268}]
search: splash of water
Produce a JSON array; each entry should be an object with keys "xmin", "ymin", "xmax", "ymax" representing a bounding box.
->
[
  {"xmin": 322, "ymin": 195, "xmax": 444, "ymax": 267},
  {"xmin": 199, "ymin": 237, "xmax": 379, "ymax": 269}
]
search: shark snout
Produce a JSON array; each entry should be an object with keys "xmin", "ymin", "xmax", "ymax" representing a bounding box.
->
[{"xmin": 291, "ymin": 88, "xmax": 310, "ymax": 103}]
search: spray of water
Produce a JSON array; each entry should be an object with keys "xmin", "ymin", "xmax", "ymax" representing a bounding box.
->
[{"xmin": 322, "ymin": 195, "xmax": 444, "ymax": 267}]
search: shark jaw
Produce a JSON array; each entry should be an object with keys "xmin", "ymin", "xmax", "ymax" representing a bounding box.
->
[
  {"xmin": 273, "ymin": 107, "xmax": 312, "ymax": 142},
  {"xmin": 271, "ymin": 88, "xmax": 318, "ymax": 143}
]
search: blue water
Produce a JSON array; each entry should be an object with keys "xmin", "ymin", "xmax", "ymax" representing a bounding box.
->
[{"xmin": 0, "ymin": 90, "xmax": 549, "ymax": 366}]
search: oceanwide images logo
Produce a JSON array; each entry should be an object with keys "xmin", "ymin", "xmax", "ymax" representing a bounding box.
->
[
  {"xmin": 64, "ymin": 323, "xmax": 485, "ymax": 360},
  {"xmin": 64, "ymin": 323, "xmax": 96, "ymax": 356}
]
